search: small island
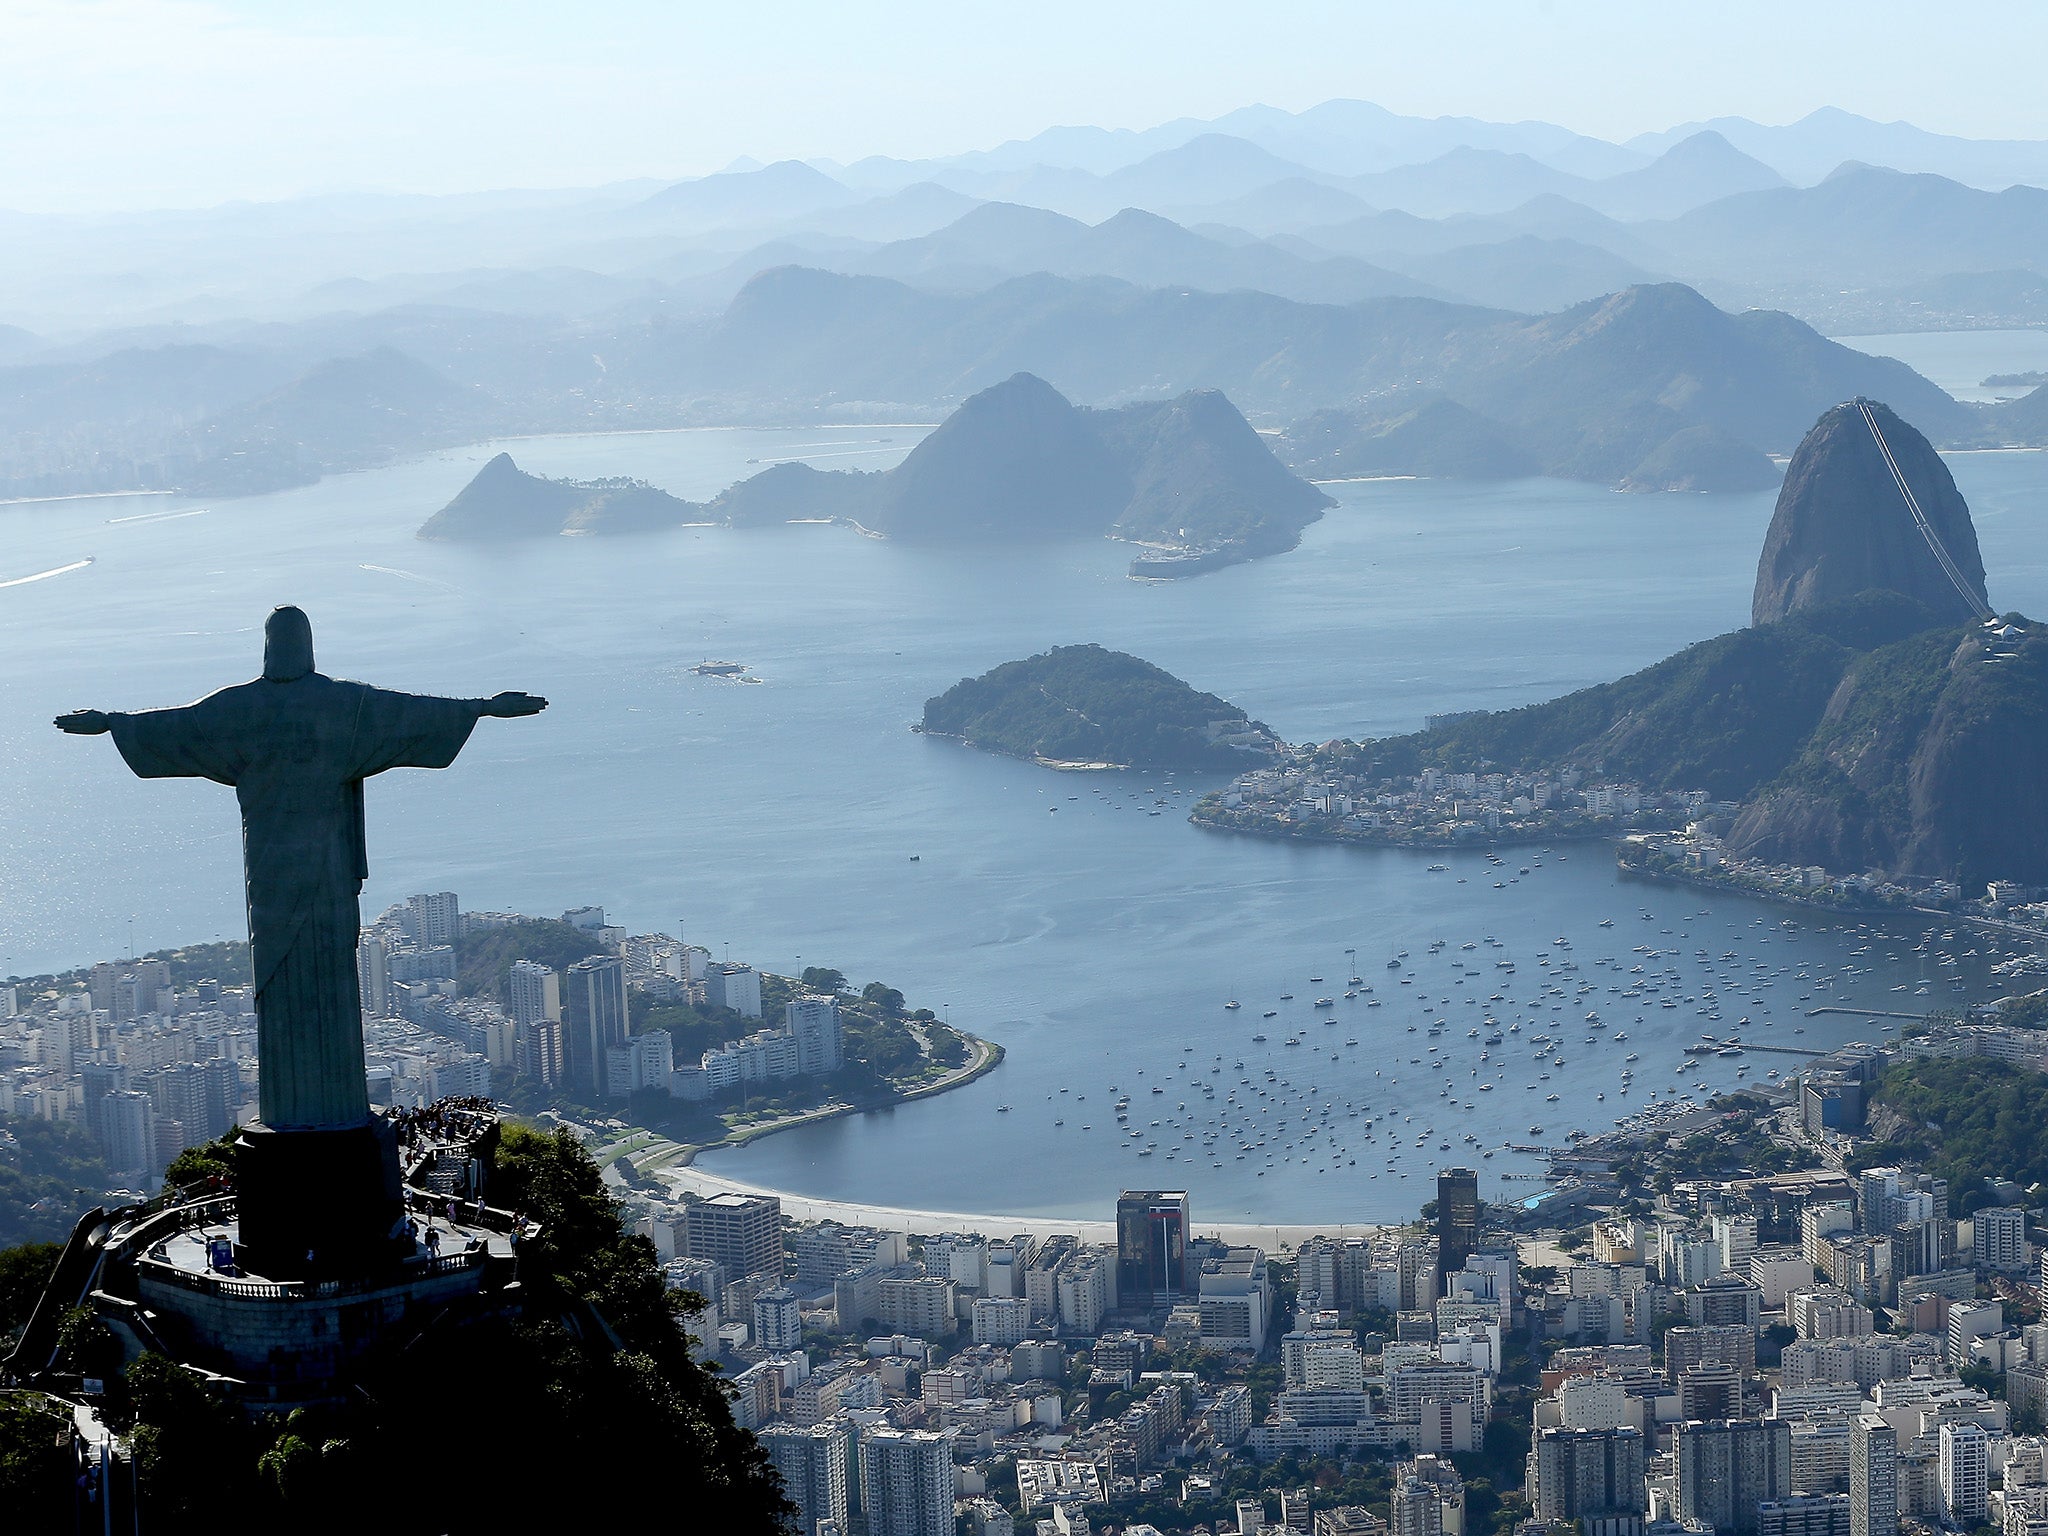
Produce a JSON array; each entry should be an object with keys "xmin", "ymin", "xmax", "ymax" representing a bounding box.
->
[{"xmin": 921, "ymin": 643, "xmax": 1280, "ymax": 770}]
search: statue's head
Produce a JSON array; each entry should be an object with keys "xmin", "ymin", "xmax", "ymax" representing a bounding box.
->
[{"xmin": 263, "ymin": 606, "xmax": 315, "ymax": 681}]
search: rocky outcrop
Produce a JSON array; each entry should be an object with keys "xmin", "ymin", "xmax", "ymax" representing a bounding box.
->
[
  {"xmin": 1751, "ymin": 400, "xmax": 1987, "ymax": 625},
  {"xmin": 1727, "ymin": 623, "xmax": 2048, "ymax": 884}
]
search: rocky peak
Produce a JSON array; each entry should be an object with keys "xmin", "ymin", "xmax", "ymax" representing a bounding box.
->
[{"xmin": 1752, "ymin": 398, "xmax": 1987, "ymax": 626}]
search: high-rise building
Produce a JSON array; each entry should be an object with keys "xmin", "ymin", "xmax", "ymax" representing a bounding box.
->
[
  {"xmin": 760, "ymin": 1423, "xmax": 849, "ymax": 1536},
  {"xmin": 79, "ymin": 1060, "xmax": 128, "ymax": 1146},
  {"xmin": 1849, "ymin": 1414, "xmax": 1897, "ymax": 1536},
  {"xmin": 1391, "ymin": 1465, "xmax": 1459, "ymax": 1536},
  {"xmin": 525, "ymin": 1019, "xmax": 564, "ymax": 1087},
  {"xmin": 787, "ymin": 995, "xmax": 843, "ymax": 1076},
  {"xmin": 405, "ymin": 891, "xmax": 461, "ymax": 946},
  {"xmin": 356, "ymin": 934, "xmax": 391, "ymax": 1018},
  {"xmin": 1526, "ymin": 1426, "xmax": 1648, "ymax": 1525},
  {"xmin": 1758, "ymin": 1496, "xmax": 1852, "ymax": 1536},
  {"xmin": 142, "ymin": 1060, "xmax": 238, "ymax": 1147},
  {"xmin": 1938, "ymin": 1421, "xmax": 1988, "ymax": 1527},
  {"xmin": 606, "ymin": 1030, "xmax": 674, "ymax": 1099},
  {"xmin": 1438, "ymin": 1168, "xmax": 1480, "ymax": 1284},
  {"xmin": 101, "ymin": 1089, "xmax": 158, "ymax": 1176},
  {"xmin": 858, "ymin": 1428, "xmax": 955, "ymax": 1536},
  {"xmin": 704, "ymin": 962, "xmax": 763, "ymax": 1018},
  {"xmin": 1715, "ymin": 1214, "xmax": 1759, "ymax": 1277},
  {"xmin": 753, "ymin": 1285, "xmax": 804, "ymax": 1351},
  {"xmin": 686, "ymin": 1192, "xmax": 783, "ymax": 1281},
  {"xmin": 563, "ymin": 955, "xmax": 628, "ymax": 1094},
  {"xmin": 507, "ymin": 960, "xmax": 561, "ymax": 1028},
  {"xmin": 1117, "ymin": 1190, "xmax": 1191, "ymax": 1305},
  {"xmin": 1972, "ymin": 1206, "xmax": 2027, "ymax": 1272},
  {"xmin": 1674, "ymin": 1419, "xmax": 1792, "ymax": 1536}
]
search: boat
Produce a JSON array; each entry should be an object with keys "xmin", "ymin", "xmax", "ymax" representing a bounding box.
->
[
  {"xmin": 997, "ymin": 1105, "xmax": 1012, "ymax": 1112},
  {"xmin": 691, "ymin": 659, "xmax": 748, "ymax": 676},
  {"xmin": 1252, "ymin": 1034, "xmax": 1267, "ymax": 1042},
  {"xmin": 1314, "ymin": 997, "xmax": 1335, "ymax": 1008},
  {"xmin": 1224, "ymin": 1000, "xmax": 1241, "ymax": 1010},
  {"xmin": 1263, "ymin": 1010, "xmax": 1278, "ymax": 1019}
]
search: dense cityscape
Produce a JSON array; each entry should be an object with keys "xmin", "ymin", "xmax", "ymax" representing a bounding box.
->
[{"xmin": 18, "ymin": 891, "xmax": 2048, "ymax": 1536}]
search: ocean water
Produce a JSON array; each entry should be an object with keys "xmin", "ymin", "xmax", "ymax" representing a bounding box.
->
[
  {"xmin": 1840, "ymin": 329, "xmax": 2048, "ymax": 403},
  {"xmin": 4, "ymin": 422, "xmax": 2047, "ymax": 1223}
]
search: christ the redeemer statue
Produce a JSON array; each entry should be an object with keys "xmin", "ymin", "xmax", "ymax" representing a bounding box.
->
[{"xmin": 57, "ymin": 606, "xmax": 545, "ymax": 1137}]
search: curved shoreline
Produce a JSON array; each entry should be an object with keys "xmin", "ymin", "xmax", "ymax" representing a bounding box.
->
[
  {"xmin": 632, "ymin": 1031, "xmax": 1391, "ymax": 1246},
  {"xmin": 628, "ymin": 1030, "xmax": 1006, "ymax": 1174}
]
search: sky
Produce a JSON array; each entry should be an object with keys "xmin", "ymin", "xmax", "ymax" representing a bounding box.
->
[{"xmin": 4, "ymin": 0, "xmax": 2046, "ymax": 212}]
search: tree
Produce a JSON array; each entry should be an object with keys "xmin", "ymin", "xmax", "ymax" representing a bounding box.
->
[
  {"xmin": 163, "ymin": 1131, "xmax": 240, "ymax": 1189},
  {"xmin": 801, "ymin": 967, "xmax": 847, "ymax": 994},
  {"xmin": 0, "ymin": 1241, "xmax": 60, "ymax": 1345},
  {"xmin": 0, "ymin": 1393, "xmax": 72, "ymax": 1529},
  {"xmin": 861, "ymin": 981, "xmax": 905, "ymax": 1015}
]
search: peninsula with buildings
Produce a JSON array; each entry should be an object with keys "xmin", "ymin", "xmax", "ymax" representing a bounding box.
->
[{"xmin": 1196, "ymin": 401, "xmax": 2048, "ymax": 908}]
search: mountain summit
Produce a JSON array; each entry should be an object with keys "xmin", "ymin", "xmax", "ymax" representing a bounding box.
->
[{"xmin": 1752, "ymin": 399, "xmax": 1988, "ymax": 626}]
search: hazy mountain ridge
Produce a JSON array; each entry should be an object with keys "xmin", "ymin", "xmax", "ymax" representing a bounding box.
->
[{"xmin": 6, "ymin": 93, "xmax": 2048, "ymax": 499}]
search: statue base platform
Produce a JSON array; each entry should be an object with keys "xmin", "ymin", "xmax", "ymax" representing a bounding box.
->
[
  {"xmin": 234, "ymin": 1119, "xmax": 406, "ymax": 1279},
  {"xmin": 123, "ymin": 1205, "xmax": 515, "ymax": 1406}
]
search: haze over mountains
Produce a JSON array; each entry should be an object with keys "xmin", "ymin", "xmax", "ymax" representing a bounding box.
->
[{"xmin": 4, "ymin": 97, "xmax": 2048, "ymax": 502}]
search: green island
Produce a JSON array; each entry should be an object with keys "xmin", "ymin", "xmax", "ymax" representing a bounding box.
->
[{"xmin": 921, "ymin": 642, "xmax": 1280, "ymax": 770}]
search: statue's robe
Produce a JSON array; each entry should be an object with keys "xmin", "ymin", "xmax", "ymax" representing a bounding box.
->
[{"xmin": 109, "ymin": 673, "xmax": 477, "ymax": 1131}]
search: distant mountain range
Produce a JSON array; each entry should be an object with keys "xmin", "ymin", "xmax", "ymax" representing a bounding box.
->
[
  {"xmin": 12, "ymin": 266, "xmax": 2043, "ymax": 502},
  {"xmin": 421, "ymin": 374, "xmax": 1332, "ymax": 571},
  {"xmin": 5, "ymin": 96, "xmax": 2048, "ymax": 498}
]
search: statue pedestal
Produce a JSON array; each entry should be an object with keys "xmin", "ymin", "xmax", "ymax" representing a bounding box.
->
[{"xmin": 234, "ymin": 1120, "xmax": 406, "ymax": 1279}]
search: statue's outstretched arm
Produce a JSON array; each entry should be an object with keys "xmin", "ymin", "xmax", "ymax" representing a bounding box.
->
[
  {"xmin": 475, "ymin": 692, "xmax": 547, "ymax": 718},
  {"xmin": 54, "ymin": 709, "xmax": 112, "ymax": 735}
]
